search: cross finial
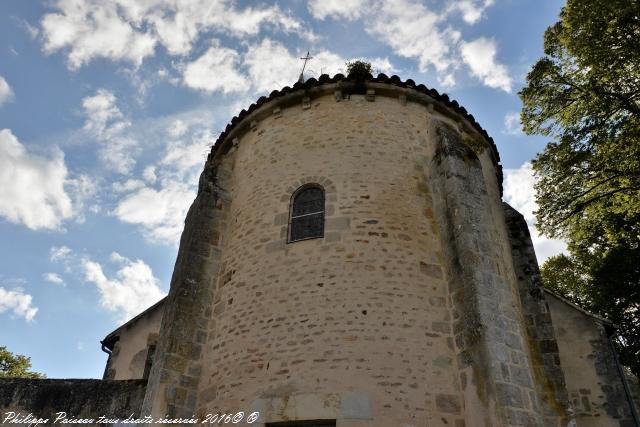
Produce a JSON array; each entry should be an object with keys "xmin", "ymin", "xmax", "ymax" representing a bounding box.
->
[{"xmin": 298, "ymin": 51, "xmax": 313, "ymax": 83}]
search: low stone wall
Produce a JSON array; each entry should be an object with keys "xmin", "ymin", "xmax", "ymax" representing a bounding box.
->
[{"xmin": 0, "ymin": 378, "xmax": 146, "ymax": 425}]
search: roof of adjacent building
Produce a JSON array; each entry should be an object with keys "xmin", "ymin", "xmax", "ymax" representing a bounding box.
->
[
  {"xmin": 544, "ymin": 288, "xmax": 614, "ymax": 327},
  {"xmin": 101, "ymin": 297, "xmax": 167, "ymax": 351}
]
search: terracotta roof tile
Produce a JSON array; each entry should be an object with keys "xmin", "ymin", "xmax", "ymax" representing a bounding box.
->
[{"xmin": 208, "ymin": 73, "xmax": 503, "ymax": 194}]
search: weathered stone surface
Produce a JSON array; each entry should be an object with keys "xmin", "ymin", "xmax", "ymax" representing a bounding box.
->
[
  {"xmin": 547, "ymin": 291, "xmax": 640, "ymax": 426},
  {"xmin": 141, "ymin": 158, "xmax": 233, "ymax": 419},
  {"xmin": 183, "ymin": 90, "xmax": 469, "ymax": 427},
  {"xmin": 436, "ymin": 393, "xmax": 462, "ymax": 414},
  {"xmin": 503, "ymin": 203, "xmax": 573, "ymax": 425},
  {"xmin": 419, "ymin": 261, "xmax": 443, "ymax": 279},
  {"xmin": 341, "ymin": 392, "xmax": 373, "ymax": 420},
  {"xmin": 83, "ymin": 78, "xmax": 634, "ymax": 427},
  {"xmin": 0, "ymin": 378, "xmax": 146, "ymax": 423},
  {"xmin": 427, "ymin": 121, "xmax": 547, "ymax": 426},
  {"xmin": 101, "ymin": 299, "xmax": 164, "ymax": 381}
]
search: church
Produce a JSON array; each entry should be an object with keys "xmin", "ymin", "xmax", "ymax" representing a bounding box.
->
[{"xmin": 1, "ymin": 72, "xmax": 639, "ymax": 426}]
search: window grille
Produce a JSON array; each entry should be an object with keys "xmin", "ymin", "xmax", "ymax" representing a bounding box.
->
[{"xmin": 289, "ymin": 185, "xmax": 325, "ymax": 242}]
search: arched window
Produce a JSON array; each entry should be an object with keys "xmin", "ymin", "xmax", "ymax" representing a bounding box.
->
[{"xmin": 289, "ymin": 185, "xmax": 325, "ymax": 242}]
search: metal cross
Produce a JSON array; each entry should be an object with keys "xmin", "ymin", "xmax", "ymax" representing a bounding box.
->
[{"xmin": 298, "ymin": 51, "xmax": 313, "ymax": 83}]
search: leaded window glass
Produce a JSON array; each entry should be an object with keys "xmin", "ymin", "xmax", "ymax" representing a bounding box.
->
[{"xmin": 289, "ymin": 185, "xmax": 324, "ymax": 242}]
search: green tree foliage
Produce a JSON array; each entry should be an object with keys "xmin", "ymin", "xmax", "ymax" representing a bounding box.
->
[
  {"xmin": 540, "ymin": 254, "xmax": 590, "ymax": 306},
  {"xmin": 521, "ymin": 0, "xmax": 640, "ymax": 374},
  {"xmin": 520, "ymin": 0, "xmax": 640, "ymax": 241},
  {"xmin": 345, "ymin": 60, "xmax": 373, "ymax": 77},
  {"xmin": 0, "ymin": 346, "xmax": 45, "ymax": 379}
]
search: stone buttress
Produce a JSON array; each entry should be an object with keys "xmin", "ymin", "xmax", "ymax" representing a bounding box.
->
[
  {"xmin": 141, "ymin": 147, "xmax": 236, "ymax": 418},
  {"xmin": 141, "ymin": 74, "xmax": 576, "ymax": 427}
]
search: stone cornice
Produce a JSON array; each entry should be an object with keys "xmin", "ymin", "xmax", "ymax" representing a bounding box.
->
[{"xmin": 208, "ymin": 73, "xmax": 503, "ymax": 193}]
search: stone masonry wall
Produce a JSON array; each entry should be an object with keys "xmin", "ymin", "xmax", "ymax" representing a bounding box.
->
[
  {"xmin": 196, "ymin": 93, "xmax": 464, "ymax": 427},
  {"xmin": 141, "ymin": 146, "xmax": 236, "ymax": 418},
  {"xmin": 624, "ymin": 370, "xmax": 640, "ymax": 420},
  {"xmin": 502, "ymin": 203, "xmax": 572, "ymax": 425},
  {"xmin": 0, "ymin": 378, "xmax": 146, "ymax": 425},
  {"xmin": 547, "ymin": 293, "xmax": 639, "ymax": 426},
  {"xmin": 144, "ymin": 82, "xmax": 570, "ymax": 426},
  {"xmin": 105, "ymin": 302, "xmax": 163, "ymax": 380},
  {"xmin": 426, "ymin": 122, "xmax": 554, "ymax": 426}
]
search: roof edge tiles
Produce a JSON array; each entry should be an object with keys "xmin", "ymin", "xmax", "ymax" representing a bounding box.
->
[
  {"xmin": 207, "ymin": 73, "xmax": 503, "ymax": 194},
  {"xmin": 543, "ymin": 288, "xmax": 614, "ymax": 327},
  {"xmin": 101, "ymin": 297, "xmax": 167, "ymax": 350}
]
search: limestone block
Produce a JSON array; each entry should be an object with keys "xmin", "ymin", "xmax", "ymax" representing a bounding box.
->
[{"xmin": 341, "ymin": 392, "xmax": 373, "ymax": 420}]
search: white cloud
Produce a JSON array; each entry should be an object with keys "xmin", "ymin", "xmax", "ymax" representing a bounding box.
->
[
  {"xmin": 20, "ymin": 20, "xmax": 40, "ymax": 39},
  {"xmin": 0, "ymin": 287, "xmax": 38, "ymax": 322},
  {"xmin": 82, "ymin": 89, "xmax": 138, "ymax": 174},
  {"xmin": 504, "ymin": 163, "xmax": 538, "ymax": 229},
  {"xmin": 40, "ymin": 0, "xmax": 314, "ymax": 68},
  {"xmin": 67, "ymin": 173, "xmax": 98, "ymax": 220},
  {"xmin": 143, "ymin": 166, "xmax": 157, "ymax": 183},
  {"xmin": 50, "ymin": 245, "xmax": 73, "ymax": 273},
  {"xmin": 244, "ymin": 39, "xmax": 305, "ymax": 93},
  {"xmin": 503, "ymin": 162, "xmax": 567, "ymax": 262},
  {"xmin": 448, "ymin": 0, "xmax": 494, "ymax": 24},
  {"xmin": 115, "ymin": 179, "xmax": 195, "ymax": 244},
  {"xmin": 182, "ymin": 42, "xmax": 249, "ymax": 93},
  {"xmin": 0, "ymin": 76, "xmax": 13, "ymax": 106},
  {"xmin": 503, "ymin": 112, "xmax": 522, "ymax": 135},
  {"xmin": 368, "ymin": 57, "xmax": 397, "ymax": 76},
  {"xmin": 310, "ymin": 0, "xmax": 493, "ymax": 25},
  {"xmin": 112, "ymin": 179, "xmax": 146, "ymax": 193},
  {"xmin": 308, "ymin": 0, "xmax": 369, "ymax": 20},
  {"xmin": 39, "ymin": 0, "xmax": 508, "ymax": 93},
  {"xmin": 41, "ymin": 0, "xmax": 156, "ymax": 69},
  {"xmin": 168, "ymin": 119, "xmax": 188, "ymax": 139},
  {"xmin": 101, "ymin": 137, "xmax": 138, "ymax": 174},
  {"xmin": 113, "ymin": 127, "xmax": 210, "ymax": 244},
  {"xmin": 82, "ymin": 89, "xmax": 129, "ymax": 138},
  {"xmin": 243, "ymin": 39, "xmax": 395, "ymax": 93},
  {"xmin": 311, "ymin": 51, "xmax": 350, "ymax": 76},
  {"xmin": 307, "ymin": 0, "xmax": 506, "ymax": 91},
  {"xmin": 147, "ymin": 1, "xmax": 316, "ymax": 55},
  {"xmin": 0, "ymin": 128, "xmax": 91, "ymax": 232},
  {"xmin": 440, "ymin": 73, "xmax": 456, "ymax": 88},
  {"xmin": 160, "ymin": 131, "xmax": 210, "ymax": 181},
  {"xmin": 50, "ymin": 245, "xmax": 72, "ymax": 262},
  {"xmin": 367, "ymin": 0, "xmax": 461, "ymax": 79},
  {"xmin": 81, "ymin": 252, "xmax": 165, "ymax": 322},
  {"xmin": 460, "ymin": 37, "xmax": 512, "ymax": 92},
  {"xmin": 0, "ymin": 129, "xmax": 74, "ymax": 230},
  {"xmin": 43, "ymin": 272, "xmax": 65, "ymax": 286}
]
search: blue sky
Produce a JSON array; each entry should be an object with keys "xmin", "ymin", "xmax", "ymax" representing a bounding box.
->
[{"xmin": 0, "ymin": 0, "xmax": 566, "ymax": 379}]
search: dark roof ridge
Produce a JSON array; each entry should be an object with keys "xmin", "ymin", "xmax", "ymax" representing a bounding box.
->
[
  {"xmin": 208, "ymin": 73, "xmax": 503, "ymax": 192},
  {"xmin": 101, "ymin": 296, "xmax": 167, "ymax": 349},
  {"xmin": 543, "ymin": 288, "xmax": 614, "ymax": 327}
]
